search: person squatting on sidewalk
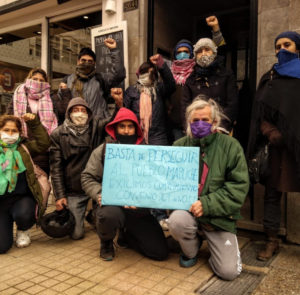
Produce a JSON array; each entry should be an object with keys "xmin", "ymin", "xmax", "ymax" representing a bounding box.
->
[
  {"xmin": 49, "ymin": 96, "xmax": 122, "ymax": 240},
  {"xmin": 81, "ymin": 107, "xmax": 169, "ymax": 261},
  {"xmin": 168, "ymin": 98, "xmax": 249, "ymax": 280},
  {"xmin": 0, "ymin": 113, "xmax": 51, "ymax": 253}
]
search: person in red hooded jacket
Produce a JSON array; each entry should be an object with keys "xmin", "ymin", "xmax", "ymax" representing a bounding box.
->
[{"xmin": 81, "ymin": 107, "xmax": 168, "ymax": 261}]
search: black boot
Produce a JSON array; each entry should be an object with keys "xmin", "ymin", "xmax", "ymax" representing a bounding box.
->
[{"xmin": 100, "ymin": 239, "xmax": 115, "ymax": 261}]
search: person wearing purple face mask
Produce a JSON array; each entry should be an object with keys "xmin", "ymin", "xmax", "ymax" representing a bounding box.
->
[
  {"xmin": 248, "ymin": 31, "xmax": 300, "ymax": 261},
  {"xmin": 168, "ymin": 98, "xmax": 249, "ymax": 281}
]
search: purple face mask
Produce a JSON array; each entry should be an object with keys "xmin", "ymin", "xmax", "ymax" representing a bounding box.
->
[{"xmin": 190, "ymin": 120, "xmax": 212, "ymax": 138}]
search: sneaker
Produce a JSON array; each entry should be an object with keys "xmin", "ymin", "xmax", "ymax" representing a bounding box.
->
[
  {"xmin": 16, "ymin": 230, "xmax": 31, "ymax": 248},
  {"xmin": 100, "ymin": 239, "xmax": 115, "ymax": 261},
  {"xmin": 159, "ymin": 219, "xmax": 169, "ymax": 231},
  {"xmin": 179, "ymin": 254, "xmax": 198, "ymax": 268}
]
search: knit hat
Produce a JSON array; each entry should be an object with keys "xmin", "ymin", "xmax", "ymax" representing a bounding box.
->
[
  {"xmin": 193, "ymin": 38, "xmax": 217, "ymax": 57},
  {"xmin": 174, "ymin": 39, "xmax": 194, "ymax": 59},
  {"xmin": 274, "ymin": 31, "xmax": 300, "ymax": 50}
]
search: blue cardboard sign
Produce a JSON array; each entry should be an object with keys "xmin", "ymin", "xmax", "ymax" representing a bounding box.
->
[{"xmin": 101, "ymin": 144, "xmax": 200, "ymax": 210}]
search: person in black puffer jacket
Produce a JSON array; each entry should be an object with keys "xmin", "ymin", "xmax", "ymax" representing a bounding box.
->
[{"xmin": 181, "ymin": 38, "xmax": 238, "ymax": 134}]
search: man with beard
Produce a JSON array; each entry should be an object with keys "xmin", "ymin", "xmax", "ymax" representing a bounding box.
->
[
  {"xmin": 181, "ymin": 37, "xmax": 238, "ymax": 134},
  {"xmin": 60, "ymin": 38, "xmax": 125, "ymax": 119},
  {"xmin": 81, "ymin": 107, "xmax": 168, "ymax": 261}
]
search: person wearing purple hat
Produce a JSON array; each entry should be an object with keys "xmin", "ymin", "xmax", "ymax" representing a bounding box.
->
[{"xmin": 248, "ymin": 31, "xmax": 300, "ymax": 261}]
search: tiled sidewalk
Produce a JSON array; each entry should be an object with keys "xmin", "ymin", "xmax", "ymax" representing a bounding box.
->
[{"xmin": 0, "ymin": 206, "xmax": 249, "ymax": 295}]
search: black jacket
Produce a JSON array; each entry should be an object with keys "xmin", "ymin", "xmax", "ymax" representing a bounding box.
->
[
  {"xmin": 50, "ymin": 98, "xmax": 111, "ymax": 199},
  {"xmin": 123, "ymin": 63, "xmax": 176, "ymax": 145},
  {"xmin": 182, "ymin": 57, "xmax": 239, "ymax": 131}
]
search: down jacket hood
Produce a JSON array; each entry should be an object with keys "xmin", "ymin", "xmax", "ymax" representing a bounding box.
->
[
  {"xmin": 65, "ymin": 97, "xmax": 93, "ymax": 121},
  {"xmin": 105, "ymin": 107, "xmax": 143, "ymax": 144}
]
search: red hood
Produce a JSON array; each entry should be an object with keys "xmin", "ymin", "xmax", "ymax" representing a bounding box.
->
[{"xmin": 105, "ymin": 108, "xmax": 143, "ymax": 144}]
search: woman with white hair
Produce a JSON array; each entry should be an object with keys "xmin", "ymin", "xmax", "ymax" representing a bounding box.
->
[
  {"xmin": 168, "ymin": 98, "xmax": 249, "ymax": 281},
  {"xmin": 181, "ymin": 38, "xmax": 239, "ymax": 134}
]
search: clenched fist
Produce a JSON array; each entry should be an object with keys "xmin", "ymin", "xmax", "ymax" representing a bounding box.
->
[
  {"xmin": 111, "ymin": 88, "xmax": 123, "ymax": 108},
  {"xmin": 104, "ymin": 38, "xmax": 117, "ymax": 49},
  {"xmin": 206, "ymin": 15, "xmax": 220, "ymax": 32}
]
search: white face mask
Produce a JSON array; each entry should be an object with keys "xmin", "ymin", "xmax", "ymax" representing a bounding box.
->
[
  {"xmin": 138, "ymin": 73, "xmax": 153, "ymax": 86},
  {"xmin": 70, "ymin": 112, "xmax": 88, "ymax": 126},
  {"xmin": 0, "ymin": 132, "xmax": 19, "ymax": 144}
]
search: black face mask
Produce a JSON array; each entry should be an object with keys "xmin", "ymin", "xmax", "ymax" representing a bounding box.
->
[
  {"xmin": 76, "ymin": 63, "xmax": 95, "ymax": 76},
  {"xmin": 116, "ymin": 133, "xmax": 138, "ymax": 144}
]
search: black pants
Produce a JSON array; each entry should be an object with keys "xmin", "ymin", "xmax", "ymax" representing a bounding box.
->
[
  {"xmin": 96, "ymin": 206, "xmax": 168, "ymax": 261},
  {"xmin": 264, "ymin": 181, "xmax": 282, "ymax": 235},
  {"xmin": 0, "ymin": 195, "xmax": 36, "ymax": 254}
]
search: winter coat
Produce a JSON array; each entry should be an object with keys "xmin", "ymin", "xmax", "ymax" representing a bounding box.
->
[
  {"xmin": 49, "ymin": 97, "xmax": 111, "ymax": 200},
  {"xmin": 181, "ymin": 57, "xmax": 239, "ymax": 131},
  {"xmin": 63, "ymin": 48, "xmax": 126, "ymax": 119},
  {"xmin": 9, "ymin": 116, "xmax": 50, "ymax": 219},
  {"xmin": 123, "ymin": 63, "xmax": 176, "ymax": 145},
  {"xmin": 247, "ymin": 69, "xmax": 300, "ymax": 192},
  {"xmin": 81, "ymin": 107, "xmax": 143, "ymax": 202},
  {"xmin": 173, "ymin": 132, "xmax": 249, "ymax": 233}
]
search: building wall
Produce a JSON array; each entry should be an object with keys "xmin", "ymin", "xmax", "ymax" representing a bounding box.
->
[{"xmin": 257, "ymin": 0, "xmax": 300, "ymax": 80}]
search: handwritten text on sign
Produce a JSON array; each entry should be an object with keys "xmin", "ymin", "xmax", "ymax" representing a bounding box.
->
[{"xmin": 101, "ymin": 144, "xmax": 200, "ymax": 210}]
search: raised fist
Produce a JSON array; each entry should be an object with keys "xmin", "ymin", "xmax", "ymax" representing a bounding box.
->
[{"xmin": 104, "ymin": 38, "xmax": 117, "ymax": 49}]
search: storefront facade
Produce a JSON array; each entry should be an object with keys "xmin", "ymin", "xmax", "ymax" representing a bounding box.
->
[{"xmin": 0, "ymin": 0, "xmax": 299, "ymax": 243}]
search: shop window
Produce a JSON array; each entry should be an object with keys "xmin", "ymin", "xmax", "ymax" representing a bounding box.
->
[
  {"xmin": 0, "ymin": 24, "xmax": 42, "ymax": 114},
  {"xmin": 49, "ymin": 10, "xmax": 102, "ymax": 88}
]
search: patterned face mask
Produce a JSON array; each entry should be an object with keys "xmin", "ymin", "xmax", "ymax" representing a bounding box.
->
[{"xmin": 196, "ymin": 53, "xmax": 216, "ymax": 68}]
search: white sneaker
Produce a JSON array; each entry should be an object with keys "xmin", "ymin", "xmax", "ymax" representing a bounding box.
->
[
  {"xmin": 159, "ymin": 219, "xmax": 169, "ymax": 231},
  {"xmin": 16, "ymin": 230, "xmax": 31, "ymax": 248}
]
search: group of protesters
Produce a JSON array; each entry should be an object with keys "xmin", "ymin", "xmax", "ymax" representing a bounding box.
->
[{"xmin": 1, "ymin": 13, "xmax": 300, "ymax": 282}]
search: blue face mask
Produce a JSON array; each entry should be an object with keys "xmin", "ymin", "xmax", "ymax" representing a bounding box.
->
[
  {"xmin": 176, "ymin": 52, "xmax": 190, "ymax": 60},
  {"xmin": 276, "ymin": 49, "xmax": 298, "ymax": 65}
]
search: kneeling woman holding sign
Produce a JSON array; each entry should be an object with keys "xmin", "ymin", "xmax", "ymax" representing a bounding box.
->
[{"xmin": 81, "ymin": 107, "xmax": 168, "ymax": 261}]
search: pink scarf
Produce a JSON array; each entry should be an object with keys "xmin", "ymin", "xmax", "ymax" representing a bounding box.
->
[
  {"xmin": 139, "ymin": 91, "xmax": 152, "ymax": 144},
  {"xmin": 171, "ymin": 59, "xmax": 195, "ymax": 85},
  {"xmin": 13, "ymin": 79, "xmax": 57, "ymax": 136}
]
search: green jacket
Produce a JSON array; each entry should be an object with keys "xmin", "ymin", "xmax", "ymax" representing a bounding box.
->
[
  {"xmin": 173, "ymin": 133, "xmax": 249, "ymax": 233},
  {"xmin": 17, "ymin": 116, "xmax": 51, "ymax": 220}
]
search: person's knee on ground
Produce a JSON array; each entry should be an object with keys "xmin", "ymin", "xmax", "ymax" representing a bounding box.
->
[
  {"xmin": 209, "ymin": 257, "xmax": 242, "ymax": 280},
  {"xmin": 168, "ymin": 210, "xmax": 199, "ymax": 258}
]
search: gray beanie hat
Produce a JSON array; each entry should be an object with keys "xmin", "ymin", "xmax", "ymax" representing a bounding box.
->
[{"xmin": 193, "ymin": 38, "xmax": 217, "ymax": 57}]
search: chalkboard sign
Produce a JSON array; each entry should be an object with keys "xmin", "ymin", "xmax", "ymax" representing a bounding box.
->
[{"xmin": 91, "ymin": 21, "xmax": 129, "ymax": 88}]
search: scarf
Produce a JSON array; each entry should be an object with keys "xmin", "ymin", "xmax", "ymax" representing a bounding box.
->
[
  {"xmin": 171, "ymin": 59, "xmax": 195, "ymax": 85},
  {"xmin": 0, "ymin": 139, "xmax": 26, "ymax": 195},
  {"xmin": 136, "ymin": 79, "xmax": 157, "ymax": 144},
  {"xmin": 273, "ymin": 50, "xmax": 300, "ymax": 79},
  {"xmin": 71, "ymin": 65, "xmax": 96, "ymax": 99},
  {"xmin": 13, "ymin": 79, "xmax": 58, "ymax": 136},
  {"xmin": 64, "ymin": 118, "xmax": 90, "ymax": 136}
]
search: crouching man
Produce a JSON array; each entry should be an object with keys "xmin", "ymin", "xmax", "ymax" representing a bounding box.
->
[
  {"xmin": 169, "ymin": 98, "xmax": 249, "ymax": 280},
  {"xmin": 81, "ymin": 107, "xmax": 168, "ymax": 261},
  {"xmin": 50, "ymin": 97, "xmax": 121, "ymax": 240}
]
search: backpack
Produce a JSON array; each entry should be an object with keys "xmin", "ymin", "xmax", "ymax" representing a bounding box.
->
[{"xmin": 21, "ymin": 144, "xmax": 51, "ymax": 211}]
